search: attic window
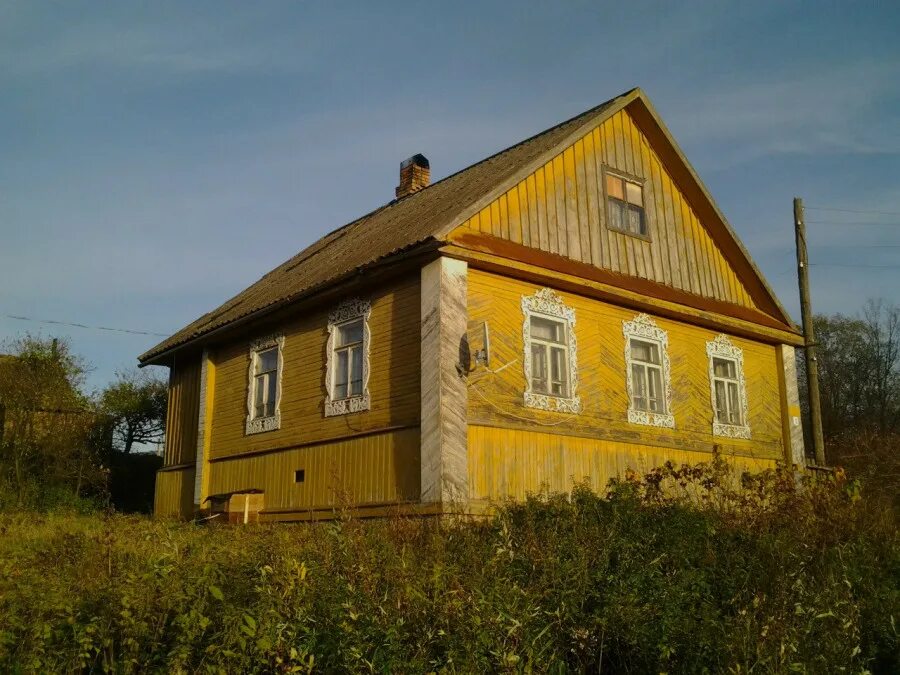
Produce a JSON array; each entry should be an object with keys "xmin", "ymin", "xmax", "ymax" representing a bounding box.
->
[{"xmin": 605, "ymin": 170, "xmax": 647, "ymax": 238}]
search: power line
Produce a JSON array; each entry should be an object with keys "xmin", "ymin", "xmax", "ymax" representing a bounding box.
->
[
  {"xmin": 811, "ymin": 244, "xmax": 900, "ymax": 250},
  {"xmin": 806, "ymin": 220, "xmax": 900, "ymax": 227},
  {"xmin": 4, "ymin": 314, "xmax": 169, "ymax": 337},
  {"xmin": 808, "ymin": 263, "xmax": 900, "ymax": 270},
  {"xmin": 805, "ymin": 206, "xmax": 900, "ymax": 217}
]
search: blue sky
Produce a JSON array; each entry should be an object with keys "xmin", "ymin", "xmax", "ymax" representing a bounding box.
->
[{"xmin": 1, "ymin": 1, "xmax": 898, "ymax": 393}]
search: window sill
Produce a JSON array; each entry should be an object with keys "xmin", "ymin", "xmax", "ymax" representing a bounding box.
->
[
  {"xmin": 246, "ymin": 413, "xmax": 281, "ymax": 435},
  {"xmin": 713, "ymin": 422, "xmax": 751, "ymax": 440},
  {"xmin": 325, "ymin": 393, "xmax": 371, "ymax": 417},
  {"xmin": 608, "ymin": 226, "xmax": 652, "ymax": 243},
  {"xmin": 627, "ymin": 409, "xmax": 675, "ymax": 428},
  {"xmin": 524, "ymin": 392, "xmax": 581, "ymax": 414}
]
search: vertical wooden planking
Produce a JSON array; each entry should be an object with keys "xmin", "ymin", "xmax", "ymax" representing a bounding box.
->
[
  {"xmin": 543, "ymin": 161, "xmax": 560, "ymax": 255},
  {"xmin": 628, "ymin": 116, "xmax": 658, "ymax": 280},
  {"xmin": 574, "ymin": 138, "xmax": 592, "ymax": 266},
  {"xmin": 534, "ymin": 167, "xmax": 549, "ymax": 252},
  {"xmin": 682, "ymin": 194, "xmax": 709, "ymax": 296},
  {"xmin": 553, "ymin": 154, "xmax": 568, "ymax": 258},
  {"xmin": 640, "ymin": 135, "xmax": 669, "ymax": 284},
  {"xmin": 600, "ymin": 119, "xmax": 623, "ymax": 274},
  {"xmin": 562, "ymin": 146, "xmax": 582, "ymax": 261},
  {"xmin": 583, "ymin": 131, "xmax": 603, "ymax": 267},
  {"xmin": 491, "ymin": 200, "xmax": 503, "ymax": 240},
  {"xmin": 506, "ymin": 186, "xmax": 522, "ymax": 245},
  {"xmin": 517, "ymin": 180, "xmax": 531, "ymax": 247},
  {"xmin": 526, "ymin": 174, "xmax": 540, "ymax": 249},
  {"xmin": 592, "ymin": 127, "xmax": 612, "ymax": 270}
]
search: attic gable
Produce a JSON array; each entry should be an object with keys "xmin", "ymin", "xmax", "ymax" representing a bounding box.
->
[{"xmin": 446, "ymin": 100, "xmax": 787, "ymax": 324}]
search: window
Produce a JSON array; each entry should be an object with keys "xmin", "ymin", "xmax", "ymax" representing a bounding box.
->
[
  {"xmin": 629, "ymin": 339, "xmax": 665, "ymax": 414},
  {"xmin": 529, "ymin": 316, "xmax": 569, "ymax": 397},
  {"xmin": 245, "ymin": 333, "xmax": 284, "ymax": 435},
  {"xmin": 333, "ymin": 318, "xmax": 364, "ymax": 400},
  {"xmin": 325, "ymin": 298, "xmax": 371, "ymax": 416},
  {"xmin": 706, "ymin": 334, "xmax": 750, "ymax": 439},
  {"xmin": 623, "ymin": 314, "xmax": 674, "ymax": 427},
  {"xmin": 605, "ymin": 170, "xmax": 647, "ymax": 237},
  {"xmin": 521, "ymin": 288, "xmax": 581, "ymax": 413},
  {"xmin": 253, "ymin": 347, "xmax": 278, "ymax": 418}
]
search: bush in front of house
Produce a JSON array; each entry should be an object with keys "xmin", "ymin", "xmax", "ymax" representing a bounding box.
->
[{"xmin": 0, "ymin": 460, "xmax": 897, "ymax": 673}]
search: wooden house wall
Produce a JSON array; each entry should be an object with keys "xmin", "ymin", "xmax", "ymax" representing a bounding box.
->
[
  {"xmin": 206, "ymin": 428, "xmax": 420, "ymax": 513},
  {"xmin": 154, "ymin": 466, "xmax": 195, "ymax": 518},
  {"xmin": 202, "ymin": 273, "xmax": 422, "ymax": 514},
  {"xmin": 162, "ymin": 353, "xmax": 201, "ymax": 467},
  {"xmin": 466, "ymin": 269, "xmax": 785, "ymax": 502},
  {"xmin": 450, "ymin": 109, "xmax": 756, "ymax": 309}
]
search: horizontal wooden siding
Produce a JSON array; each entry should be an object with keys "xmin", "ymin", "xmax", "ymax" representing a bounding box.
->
[{"xmin": 206, "ymin": 428, "xmax": 421, "ymax": 513}]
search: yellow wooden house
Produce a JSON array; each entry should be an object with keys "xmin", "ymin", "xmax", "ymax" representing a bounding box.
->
[{"xmin": 141, "ymin": 88, "xmax": 806, "ymax": 520}]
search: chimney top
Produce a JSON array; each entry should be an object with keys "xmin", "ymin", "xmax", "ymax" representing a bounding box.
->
[{"xmin": 396, "ymin": 154, "xmax": 430, "ymax": 199}]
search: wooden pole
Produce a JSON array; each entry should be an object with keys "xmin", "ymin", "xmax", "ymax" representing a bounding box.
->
[{"xmin": 794, "ymin": 197, "xmax": 826, "ymax": 465}]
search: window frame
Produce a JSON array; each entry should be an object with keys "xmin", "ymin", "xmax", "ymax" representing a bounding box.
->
[
  {"xmin": 706, "ymin": 334, "xmax": 751, "ymax": 439},
  {"xmin": 245, "ymin": 333, "xmax": 285, "ymax": 435},
  {"xmin": 601, "ymin": 166, "xmax": 651, "ymax": 241},
  {"xmin": 623, "ymin": 313, "xmax": 674, "ymax": 428},
  {"xmin": 521, "ymin": 287, "xmax": 581, "ymax": 414},
  {"xmin": 325, "ymin": 298, "xmax": 371, "ymax": 417}
]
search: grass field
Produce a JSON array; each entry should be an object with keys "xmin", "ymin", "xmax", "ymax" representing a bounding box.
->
[{"xmin": 0, "ymin": 460, "xmax": 897, "ymax": 673}]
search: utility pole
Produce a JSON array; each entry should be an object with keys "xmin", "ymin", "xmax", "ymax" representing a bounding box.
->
[{"xmin": 794, "ymin": 197, "xmax": 826, "ymax": 465}]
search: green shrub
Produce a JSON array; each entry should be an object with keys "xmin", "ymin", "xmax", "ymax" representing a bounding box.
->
[{"xmin": 0, "ymin": 461, "xmax": 896, "ymax": 673}]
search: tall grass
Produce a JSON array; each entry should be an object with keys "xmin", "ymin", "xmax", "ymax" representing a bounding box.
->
[{"xmin": 0, "ymin": 460, "xmax": 896, "ymax": 673}]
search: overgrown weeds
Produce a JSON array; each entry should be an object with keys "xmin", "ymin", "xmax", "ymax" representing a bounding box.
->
[{"xmin": 0, "ymin": 460, "xmax": 896, "ymax": 673}]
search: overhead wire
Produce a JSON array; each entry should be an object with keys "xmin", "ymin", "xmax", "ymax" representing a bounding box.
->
[
  {"xmin": 804, "ymin": 206, "xmax": 900, "ymax": 217},
  {"xmin": 3, "ymin": 314, "xmax": 169, "ymax": 337}
]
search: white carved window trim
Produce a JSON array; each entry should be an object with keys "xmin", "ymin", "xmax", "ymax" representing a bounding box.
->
[
  {"xmin": 521, "ymin": 288, "xmax": 581, "ymax": 414},
  {"xmin": 324, "ymin": 298, "xmax": 372, "ymax": 417},
  {"xmin": 623, "ymin": 313, "xmax": 675, "ymax": 428},
  {"xmin": 706, "ymin": 334, "xmax": 751, "ymax": 439},
  {"xmin": 245, "ymin": 333, "xmax": 285, "ymax": 435}
]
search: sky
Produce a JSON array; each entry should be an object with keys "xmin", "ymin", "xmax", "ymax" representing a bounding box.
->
[{"xmin": 1, "ymin": 1, "xmax": 898, "ymax": 394}]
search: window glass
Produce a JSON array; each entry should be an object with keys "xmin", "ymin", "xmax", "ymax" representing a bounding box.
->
[
  {"xmin": 337, "ymin": 320, "xmax": 363, "ymax": 347},
  {"xmin": 606, "ymin": 171, "xmax": 647, "ymax": 237},
  {"xmin": 606, "ymin": 173, "xmax": 624, "ymax": 200},
  {"xmin": 334, "ymin": 349, "xmax": 349, "ymax": 399},
  {"xmin": 531, "ymin": 316, "xmax": 564, "ymax": 343},
  {"xmin": 631, "ymin": 339, "xmax": 659, "ymax": 364},
  {"xmin": 350, "ymin": 346, "xmax": 363, "ymax": 396},
  {"xmin": 256, "ymin": 348, "xmax": 277, "ymax": 374}
]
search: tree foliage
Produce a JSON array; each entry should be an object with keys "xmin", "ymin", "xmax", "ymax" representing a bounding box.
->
[
  {"xmin": 0, "ymin": 336, "xmax": 103, "ymax": 507},
  {"xmin": 99, "ymin": 369, "xmax": 167, "ymax": 454},
  {"xmin": 811, "ymin": 300, "xmax": 900, "ymax": 439}
]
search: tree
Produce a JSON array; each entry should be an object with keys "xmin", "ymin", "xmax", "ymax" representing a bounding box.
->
[
  {"xmin": 99, "ymin": 369, "xmax": 167, "ymax": 454},
  {"xmin": 806, "ymin": 300, "xmax": 900, "ymax": 440},
  {"xmin": 0, "ymin": 336, "xmax": 102, "ymax": 506}
]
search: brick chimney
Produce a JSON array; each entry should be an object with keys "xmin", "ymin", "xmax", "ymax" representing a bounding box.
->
[{"xmin": 395, "ymin": 154, "xmax": 430, "ymax": 198}]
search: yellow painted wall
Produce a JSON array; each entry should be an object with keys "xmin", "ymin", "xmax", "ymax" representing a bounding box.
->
[
  {"xmin": 207, "ymin": 273, "xmax": 420, "ymax": 459},
  {"xmin": 450, "ymin": 109, "xmax": 755, "ymax": 308},
  {"xmin": 468, "ymin": 425, "xmax": 776, "ymax": 503},
  {"xmin": 162, "ymin": 352, "xmax": 201, "ymax": 467},
  {"xmin": 466, "ymin": 269, "xmax": 786, "ymax": 500},
  {"xmin": 154, "ymin": 466, "xmax": 195, "ymax": 518},
  {"xmin": 206, "ymin": 427, "xmax": 420, "ymax": 513}
]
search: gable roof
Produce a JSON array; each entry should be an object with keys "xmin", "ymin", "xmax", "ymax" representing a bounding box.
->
[{"xmin": 140, "ymin": 88, "xmax": 793, "ymax": 365}]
